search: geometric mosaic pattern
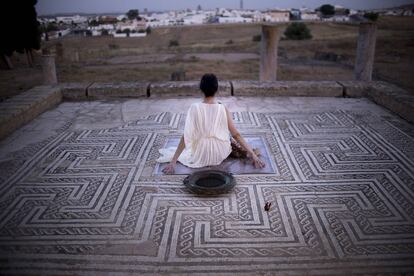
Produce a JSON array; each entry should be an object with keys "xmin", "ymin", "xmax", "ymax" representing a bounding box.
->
[{"xmin": 0, "ymin": 111, "xmax": 413, "ymax": 275}]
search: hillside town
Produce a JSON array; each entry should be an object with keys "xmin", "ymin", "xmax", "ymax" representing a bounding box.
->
[{"xmin": 38, "ymin": 4, "xmax": 414, "ymax": 40}]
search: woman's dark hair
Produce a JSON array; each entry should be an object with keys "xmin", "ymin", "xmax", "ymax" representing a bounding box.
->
[{"xmin": 200, "ymin": 74, "xmax": 218, "ymax": 97}]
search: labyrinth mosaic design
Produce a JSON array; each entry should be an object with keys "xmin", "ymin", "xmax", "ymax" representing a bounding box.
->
[{"xmin": 0, "ymin": 111, "xmax": 413, "ymax": 275}]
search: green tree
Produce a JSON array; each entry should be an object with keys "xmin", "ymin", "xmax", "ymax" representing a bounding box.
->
[
  {"xmin": 284, "ymin": 22, "xmax": 312, "ymax": 40},
  {"xmin": 363, "ymin": 12, "xmax": 379, "ymax": 21},
  {"xmin": 89, "ymin": 19, "xmax": 99, "ymax": 26},
  {"xmin": 319, "ymin": 4, "xmax": 335, "ymax": 17},
  {"xmin": 122, "ymin": 28, "xmax": 131, "ymax": 37},
  {"xmin": 0, "ymin": 0, "xmax": 41, "ymax": 69},
  {"xmin": 46, "ymin": 22, "xmax": 59, "ymax": 32},
  {"xmin": 126, "ymin": 9, "xmax": 139, "ymax": 20}
]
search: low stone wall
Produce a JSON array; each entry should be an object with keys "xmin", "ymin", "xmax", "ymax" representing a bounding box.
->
[
  {"xmin": 149, "ymin": 81, "xmax": 232, "ymax": 97},
  {"xmin": 61, "ymin": 82, "xmax": 149, "ymax": 100},
  {"xmin": 0, "ymin": 85, "xmax": 61, "ymax": 140},
  {"xmin": 231, "ymin": 81, "xmax": 343, "ymax": 97},
  {"xmin": 60, "ymin": 82, "xmax": 91, "ymax": 100},
  {"xmin": 88, "ymin": 82, "xmax": 149, "ymax": 99},
  {"xmin": 58, "ymin": 79, "xmax": 414, "ymax": 124},
  {"xmin": 1, "ymin": 80, "xmax": 413, "ymax": 141},
  {"xmin": 339, "ymin": 81, "xmax": 414, "ymax": 123}
]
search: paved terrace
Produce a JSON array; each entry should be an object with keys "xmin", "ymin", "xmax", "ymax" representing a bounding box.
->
[{"xmin": 0, "ymin": 95, "xmax": 413, "ymax": 275}]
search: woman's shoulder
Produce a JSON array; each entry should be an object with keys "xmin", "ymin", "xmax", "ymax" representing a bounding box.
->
[{"xmin": 190, "ymin": 102, "xmax": 201, "ymax": 109}]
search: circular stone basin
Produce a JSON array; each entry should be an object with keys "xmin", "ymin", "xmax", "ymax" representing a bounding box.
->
[{"xmin": 183, "ymin": 170, "xmax": 236, "ymax": 195}]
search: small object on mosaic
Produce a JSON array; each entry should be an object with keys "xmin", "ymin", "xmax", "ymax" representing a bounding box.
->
[{"xmin": 264, "ymin": 202, "xmax": 272, "ymax": 212}]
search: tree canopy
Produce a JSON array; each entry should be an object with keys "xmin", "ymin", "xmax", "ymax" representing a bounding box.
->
[
  {"xmin": 126, "ymin": 9, "xmax": 139, "ymax": 20},
  {"xmin": 319, "ymin": 4, "xmax": 335, "ymax": 16},
  {"xmin": 0, "ymin": 0, "xmax": 41, "ymax": 68}
]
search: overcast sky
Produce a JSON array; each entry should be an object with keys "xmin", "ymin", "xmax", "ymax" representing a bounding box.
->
[{"xmin": 36, "ymin": 0, "xmax": 414, "ymax": 15}]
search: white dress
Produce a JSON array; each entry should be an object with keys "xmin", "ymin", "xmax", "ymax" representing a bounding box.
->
[{"xmin": 157, "ymin": 102, "xmax": 232, "ymax": 168}]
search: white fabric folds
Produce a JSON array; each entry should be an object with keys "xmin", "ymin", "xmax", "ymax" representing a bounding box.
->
[{"xmin": 157, "ymin": 102, "xmax": 232, "ymax": 168}]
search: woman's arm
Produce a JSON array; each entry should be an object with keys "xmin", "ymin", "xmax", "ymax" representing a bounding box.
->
[
  {"xmin": 225, "ymin": 107, "xmax": 265, "ymax": 168},
  {"xmin": 162, "ymin": 135, "xmax": 185, "ymax": 174}
]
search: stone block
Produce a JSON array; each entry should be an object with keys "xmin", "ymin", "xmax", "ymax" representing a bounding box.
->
[
  {"xmin": 232, "ymin": 81, "xmax": 343, "ymax": 97},
  {"xmin": 149, "ymin": 81, "xmax": 232, "ymax": 98},
  {"xmin": 60, "ymin": 82, "xmax": 91, "ymax": 100},
  {"xmin": 88, "ymin": 82, "xmax": 149, "ymax": 99},
  {"xmin": 338, "ymin": 81, "xmax": 373, "ymax": 97},
  {"xmin": 0, "ymin": 85, "xmax": 62, "ymax": 141},
  {"xmin": 366, "ymin": 82, "xmax": 414, "ymax": 123}
]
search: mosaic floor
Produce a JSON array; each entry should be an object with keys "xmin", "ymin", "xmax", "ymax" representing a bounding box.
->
[{"xmin": 0, "ymin": 97, "xmax": 413, "ymax": 275}]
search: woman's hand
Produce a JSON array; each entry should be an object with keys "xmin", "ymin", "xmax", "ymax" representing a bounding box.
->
[
  {"xmin": 251, "ymin": 154, "xmax": 266, "ymax": 169},
  {"xmin": 162, "ymin": 161, "xmax": 176, "ymax": 174}
]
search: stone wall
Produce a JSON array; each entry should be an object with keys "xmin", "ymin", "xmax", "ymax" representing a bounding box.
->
[
  {"xmin": 149, "ymin": 81, "xmax": 232, "ymax": 97},
  {"xmin": 58, "ymin": 79, "xmax": 414, "ymax": 124},
  {"xmin": 0, "ymin": 85, "xmax": 61, "ymax": 140},
  {"xmin": 1, "ymin": 80, "xmax": 413, "ymax": 141},
  {"xmin": 339, "ymin": 81, "xmax": 414, "ymax": 123},
  {"xmin": 231, "ymin": 81, "xmax": 343, "ymax": 97}
]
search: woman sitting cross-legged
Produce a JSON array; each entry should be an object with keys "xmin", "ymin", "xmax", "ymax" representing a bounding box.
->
[{"xmin": 157, "ymin": 73, "xmax": 265, "ymax": 174}]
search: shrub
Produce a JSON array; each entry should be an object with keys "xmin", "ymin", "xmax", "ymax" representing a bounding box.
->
[
  {"xmin": 108, "ymin": 43, "xmax": 119, "ymax": 49},
  {"xmin": 252, "ymin": 34, "xmax": 261, "ymax": 42},
  {"xmin": 146, "ymin": 26, "xmax": 152, "ymax": 34},
  {"xmin": 284, "ymin": 22, "xmax": 312, "ymax": 40},
  {"xmin": 101, "ymin": 29, "xmax": 109, "ymax": 36},
  {"xmin": 171, "ymin": 69, "xmax": 186, "ymax": 81},
  {"xmin": 169, "ymin": 39, "xmax": 179, "ymax": 47},
  {"xmin": 189, "ymin": 55, "xmax": 199, "ymax": 62},
  {"xmin": 138, "ymin": 29, "xmax": 146, "ymax": 33},
  {"xmin": 363, "ymin": 12, "xmax": 379, "ymax": 21},
  {"xmin": 226, "ymin": 39, "xmax": 234, "ymax": 45}
]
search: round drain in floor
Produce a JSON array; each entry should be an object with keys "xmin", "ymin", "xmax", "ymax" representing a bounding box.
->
[{"xmin": 183, "ymin": 170, "xmax": 236, "ymax": 195}]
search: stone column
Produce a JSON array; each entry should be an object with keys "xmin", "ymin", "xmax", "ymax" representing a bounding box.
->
[
  {"xmin": 72, "ymin": 50, "xmax": 80, "ymax": 62},
  {"xmin": 41, "ymin": 55, "xmax": 57, "ymax": 85},
  {"xmin": 354, "ymin": 22, "xmax": 377, "ymax": 81},
  {"xmin": 260, "ymin": 24, "xmax": 281, "ymax": 82}
]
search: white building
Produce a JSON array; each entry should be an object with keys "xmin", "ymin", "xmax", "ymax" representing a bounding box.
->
[
  {"xmin": 113, "ymin": 33, "xmax": 128, "ymax": 38},
  {"xmin": 252, "ymin": 11, "xmax": 266, "ymax": 22},
  {"xmin": 117, "ymin": 14, "xmax": 127, "ymax": 21},
  {"xmin": 218, "ymin": 16, "xmax": 253, "ymax": 23},
  {"xmin": 116, "ymin": 19, "xmax": 147, "ymax": 31},
  {"xmin": 129, "ymin": 33, "xmax": 147, "ymax": 37},
  {"xmin": 403, "ymin": 9, "xmax": 414, "ymax": 16},
  {"xmin": 44, "ymin": 28, "xmax": 71, "ymax": 40},
  {"xmin": 56, "ymin": 15, "xmax": 88, "ymax": 24},
  {"xmin": 266, "ymin": 10, "xmax": 290, "ymax": 22},
  {"xmin": 301, "ymin": 12, "xmax": 320, "ymax": 21},
  {"xmin": 183, "ymin": 14, "xmax": 207, "ymax": 25},
  {"xmin": 89, "ymin": 24, "xmax": 115, "ymax": 31},
  {"xmin": 323, "ymin": 15, "xmax": 350, "ymax": 22}
]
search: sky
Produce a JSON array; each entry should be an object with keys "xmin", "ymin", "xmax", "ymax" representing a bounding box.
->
[{"xmin": 36, "ymin": 0, "xmax": 414, "ymax": 15}]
